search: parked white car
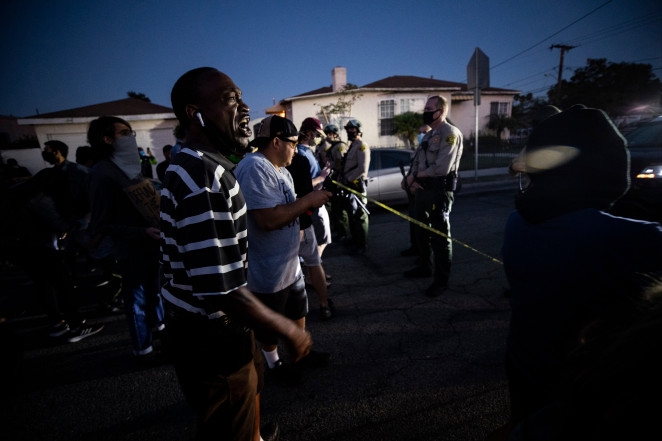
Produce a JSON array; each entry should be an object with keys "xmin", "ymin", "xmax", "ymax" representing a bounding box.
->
[{"xmin": 367, "ymin": 148, "xmax": 413, "ymax": 205}]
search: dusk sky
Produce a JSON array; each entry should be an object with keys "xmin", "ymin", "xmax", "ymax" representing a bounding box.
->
[{"xmin": 1, "ymin": 0, "xmax": 660, "ymax": 119}]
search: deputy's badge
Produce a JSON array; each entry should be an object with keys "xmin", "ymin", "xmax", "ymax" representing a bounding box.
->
[
  {"xmin": 445, "ymin": 135, "xmax": 457, "ymax": 145},
  {"xmin": 360, "ymin": 144, "xmax": 367, "ymax": 152},
  {"xmin": 431, "ymin": 136, "xmax": 441, "ymax": 145}
]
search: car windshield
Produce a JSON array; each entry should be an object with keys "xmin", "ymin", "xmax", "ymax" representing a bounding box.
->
[{"xmin": 626, "ymin": 120, "xmax": 662, "ymax": 147}]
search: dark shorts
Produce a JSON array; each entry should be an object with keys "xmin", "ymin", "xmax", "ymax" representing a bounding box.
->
[{"xmin": 253, "ymin": 274, "xmax": 308, "ymax": 345}]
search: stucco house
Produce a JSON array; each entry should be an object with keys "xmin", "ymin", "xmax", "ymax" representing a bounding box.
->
[
  {"xmin": 13, "ymin": 98, "xmax": 177, "ymax": 174},
  {"xmin": 270, "ymin": 67, "xmax": 519, "ymax": 148}
]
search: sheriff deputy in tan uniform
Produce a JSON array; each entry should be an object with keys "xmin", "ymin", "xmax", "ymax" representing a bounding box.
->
[
  {"xmin": 324, "ymin": 124, "xmax": 347, "ymax": 171},
  {"xmin": 403, "ymin": 95, "xmax": 463, "ymax": 297},
  {"xmin": 339, "ymin": 119, "xmax": 370, "ymax": 254},
  {"xmin": 322, "ymin": 124, "xmax": 349, "ymax": 240}
]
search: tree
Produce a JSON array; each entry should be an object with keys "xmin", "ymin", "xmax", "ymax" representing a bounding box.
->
[
  {"xmin": 392, "ymin": 112, "xmax": 424, "ymax": 148},
  {"xmin": 1, "ymin": 135, "xmax": 40, "ymax": 150},
  {"xmin": 512, "ymin": 93, "xmax": 550, "ymax": 128},
  {"xmin": 315, "ymin": 83, "xmax": 363, "ymax": 125},
  {"xmin": 127, "ymin": 91, "xmax": 151, "ymax": 102},
  {"xmin": 487, "ymin": 113, "xmax": 518, "ymax": 141},
  {"xmin": 547, "ymin": 58, "xmax": 661, "ymax": 116}
]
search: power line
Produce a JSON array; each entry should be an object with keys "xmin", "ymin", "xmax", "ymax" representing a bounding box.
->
[
  {"xmin": 501, "ymin": 66, "xmax": 558, "ymax": 88},
  {"xmin": 563, "ymin": 13, "xmax": 662, "ymax": 48},
  {"xmin": 491, "ymin": 0, "xmax": 613, "ymax": 70},
  {"xmin": 489, "ymin": 12, "xmax": 661, "ymax": 79},
  {"xmin": 494, "ymin": 9, "xmax": 661, "ymax": 95}
]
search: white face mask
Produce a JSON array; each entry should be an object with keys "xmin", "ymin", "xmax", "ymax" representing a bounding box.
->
[{"xmin": 110, "ymin": 135, "xmax": 142, "ymax": 180}]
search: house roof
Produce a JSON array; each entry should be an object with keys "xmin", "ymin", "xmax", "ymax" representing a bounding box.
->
[
  {"xmin": 288, "ymin": 75, "xmax": 518, "ymax": 100},
  {"xmin": 21, "ymin": 98, "xmax": 173, "ymax": 119},
  {"xmin": 362, "ymin": 75, "xmax": 466, "ymax": 89},
  {"xmin": 293, "ymin": 86, "xmax": 333, "ymax": 98}
]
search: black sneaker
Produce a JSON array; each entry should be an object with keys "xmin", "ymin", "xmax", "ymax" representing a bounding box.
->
[
  {"xmin": 404, "ymin": 267, "xmax": 432, "ymax": 278},
  {"xmin": 299, "ymin": 349, "xmax": 330, "ymax": 368},
  {"xmin": 347, "ymin": 245, "xmax": 367, "ymax": 255},
  {"xmin": 261, "ymin": 421, "xmax": 280, "ymax": 441},
  {"xmin": 425, "ymin": 282, "xmax": 447, "ymax": 298},
  {"xmin": 67, "ymin": 323, "xmax": 104, "ymax": 343},
  {"xmin": 400, "ymin": 246, "xmax": 418, "ymax": 257},
  {"xmin": 135, "ymin": 349, "xmax": 170, "ymax": 366},
  {"xmin": 49, "ymin": 320, "xmax": 70, "ymax": 337},
  {"xmin": 340, "ymin": 236, "xmax": 355, "ymax": 246},
  {"xmin": 269, "ymin": 360, "xmax": 302, "ymax": 386},
  {"xmin": 320, "ymin": 299, "xmax": 335, "ymax": 320}
]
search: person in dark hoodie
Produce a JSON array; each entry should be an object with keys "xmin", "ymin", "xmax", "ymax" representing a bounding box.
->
[
  {"xmin": 87, "ymin": 116, "xmax": 164, "ymax": 361},
  {"xmin": 501, "ymin": 105, "xmax": 662, "ymax": 430}
]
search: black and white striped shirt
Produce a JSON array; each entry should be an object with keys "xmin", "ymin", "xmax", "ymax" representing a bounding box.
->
[{"xmin": 160, "ymin": 146, "xmax": 247, "ymax": 317}]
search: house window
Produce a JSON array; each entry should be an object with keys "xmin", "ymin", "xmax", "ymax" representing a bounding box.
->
[
  {"xmin": 490, "ymin": 102, "xmax": 509, "ymax": 116},
  {"xmin": 399, "ymin": 98, "xmax": 415, "ymax": 113},
  {"xmin": 379, "ymin": 100, "xmax": 395, "ymax": 136}
]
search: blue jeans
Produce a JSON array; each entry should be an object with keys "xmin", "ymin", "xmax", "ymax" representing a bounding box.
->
[{"xmin": 117, "ymin": 253, "xmax": 164, "ymax": 354}]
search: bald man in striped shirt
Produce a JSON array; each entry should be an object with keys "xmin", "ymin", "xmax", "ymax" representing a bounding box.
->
[{"xmin": 160, "ymin": 67, "xmax": 311, "ymax": 441}]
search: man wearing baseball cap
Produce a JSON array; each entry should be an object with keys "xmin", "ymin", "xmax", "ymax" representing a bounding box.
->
[
  {"xmin": 339, "ymin": 119, "xmax": 370, "ymax": 254},
  {"xmin": 321, "ymin": 124, "xmax": 349, "ymax": 240},
  {"xmin": 296, "ymin": 117, "xmax": 325, "ymax": 180},
  {"xmin": 236, "ymin": 115, "xmax": 332, "ymax": 381},
  {"xmin": 297, "ymin": 117, "xmax": 333, "ymax": 256}
]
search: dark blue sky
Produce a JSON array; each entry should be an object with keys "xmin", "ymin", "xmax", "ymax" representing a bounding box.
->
[{"xmin": 1, "ymin": 0, "xmax": 660, "ymax": 119}]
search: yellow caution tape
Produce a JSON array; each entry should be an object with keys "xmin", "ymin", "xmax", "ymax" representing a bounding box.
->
[{"xmin": 331, "ymin": 180, "xmax": 503, "ymax": 265}]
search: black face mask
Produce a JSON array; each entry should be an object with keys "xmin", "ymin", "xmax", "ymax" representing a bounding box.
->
[
  {"xmin": 198, "ymin": 111, "xmax": 253, "ymax": 157},
  {"xmin": 423, "ymin": 110, "xmax": 440, "ymax": 125},
  {"xmin": 347, "ymin": 130, "xmax": 358, "ymax": 141},
  {"xmin": 41, "ymin": 151, "xmax": 56, "ymax": 164}
]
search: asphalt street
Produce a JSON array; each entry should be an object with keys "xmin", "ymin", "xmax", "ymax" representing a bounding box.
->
[{"xmin": 0, "ymin": 176, "xmax": 520, "ymax": 441}]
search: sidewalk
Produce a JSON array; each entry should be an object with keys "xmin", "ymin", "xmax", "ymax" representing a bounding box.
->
[{"xmin": 460, "ymin": 167, "xmax": 519, "ymax": 195}]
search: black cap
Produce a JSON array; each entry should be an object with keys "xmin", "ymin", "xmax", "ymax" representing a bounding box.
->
[{"xmin": 249, "ymin": 115, "xmax": 298, "ymax": 149}]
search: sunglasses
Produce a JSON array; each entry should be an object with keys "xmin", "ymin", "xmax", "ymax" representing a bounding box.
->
[{"xmin": 277, "ymin": 137, "xmax": 297, "ymax": 150}]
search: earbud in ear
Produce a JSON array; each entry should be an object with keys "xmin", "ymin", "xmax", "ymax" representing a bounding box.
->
[{"xmin": 196, "ymin": 112, "xmax": 205, "ymax": 127}]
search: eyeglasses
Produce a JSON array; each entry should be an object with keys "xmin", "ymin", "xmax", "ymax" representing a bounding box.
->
[
  {"xmin": 118, "ymin": 129, "xmax": 136, "ymax": 138},
  {"xmin": 277, "ymin": 137, "xmax": 297, "ymax": 150}
]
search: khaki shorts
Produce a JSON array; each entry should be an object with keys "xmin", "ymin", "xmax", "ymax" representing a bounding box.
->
[
  {"xmin": 299, "ymin": 225, "xmax": 321, "ymax": 266},
  {"xmin": 165, "ymin": 312, "xmax": 264, "ymax": 441}
]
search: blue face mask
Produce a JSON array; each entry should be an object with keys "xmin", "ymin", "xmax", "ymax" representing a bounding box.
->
[{"xmin": 417, "ymin": 133, "xmax": 426, "ymax": 144}]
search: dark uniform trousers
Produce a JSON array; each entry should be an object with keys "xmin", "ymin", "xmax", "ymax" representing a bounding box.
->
[
  {"xmin": 413, "ymin": 185, "xmax": 454, "ymax": 285},
  {"xmin": 342, "ymin": 184, "xmax": 369, "ymax": 248}
]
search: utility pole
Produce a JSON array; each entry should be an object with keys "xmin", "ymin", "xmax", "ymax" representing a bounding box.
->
[{"xmin": 550, "ymin": 44, "xmax": 577, "ymax": 87}]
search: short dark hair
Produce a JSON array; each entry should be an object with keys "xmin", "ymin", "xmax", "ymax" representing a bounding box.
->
[
  {"xmin": 173, "ymin": 124, "xmax": 185, "ymax": 140},
  {"xmin": 87, "ymin": 116, "xmax": 131, "ymax": 159},
  {"xmin": 75, "ymin": 146, "xmax": 94, "ymax": 165},
  {"xmin": 162, "ymin": 144, "xmax": 173, "ymax": 154},
  {"xmin": 44, "ymin": 140, "xmax": 69, "ymax": 158},
  {"xmin": 171, "ymin": 67, "xmax": 218, "ymax": 126}
]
